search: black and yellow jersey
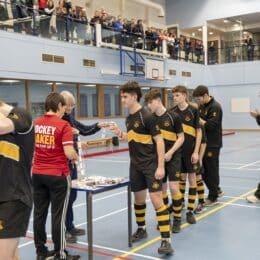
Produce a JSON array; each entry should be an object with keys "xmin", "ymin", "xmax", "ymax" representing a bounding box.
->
[
  {"xmin": 199, "ymin": 97, "xmax": 222, "ymax": 148},
  {"xmin": 0, "ymin": 107, "xmax": 34, "ymax": 207},
  {"xmin": 155, "ymin": 110, "xmax": 183, "ymax": 153},
  {"xmin": 171, "ymin": 104, "xmax": 200, "ymax": 153},
  {"xmin": 126, "ymin": 107, "xmax": 160, "ymax": 169},
  {"xmin": 201, "ymin": 124, "xmax": 207, "ymax": 144}
]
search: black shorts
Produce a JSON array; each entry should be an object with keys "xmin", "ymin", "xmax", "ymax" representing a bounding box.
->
[
  {"xmin": 181, "ymin": 152, "xmax": 200, "ymax": 174},
  {"xmin": 163, "ymin": 152, "xmax": 181, "ymax": 183},
  {"xmin": 0, "ymin": 200, "xmax": 31, "ymax": 239},
  {"xmin": 130, "ymin": 163, "xmax": 162, "ymax": 193}
]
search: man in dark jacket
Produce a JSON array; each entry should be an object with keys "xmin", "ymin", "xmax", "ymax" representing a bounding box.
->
[
  {"xmin": 60, "ymin": 91, "xmax": 108, "ymax": 242},
  {"xmin": 193, "ymin": 85, "xmax": 223, "ymax": 206}
]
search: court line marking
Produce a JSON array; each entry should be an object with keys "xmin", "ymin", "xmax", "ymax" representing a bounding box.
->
[
  {"xmin": 237, "ymin": 160, "xmax": 260, "ymax": 169},
  {"xmin": 21, "ymin": 192, "xmax": 258, "ymax": 253},
  {"xmin": 18, "ymin": 240, "xmax": 34, "ymax": 248},
  {"xmin": 117, "ymin": 188, "xmax": 256, "ymax": 259},
  {"xmin": 21, "ymin": 235, "xmax": 135, "ymax": 260},
  {"xmin": 29, "ymin": 190, "xmax": 127, "ymax": 222},
  {"xmin": 220, "ymin": 166, "xmax": 260, "ymax": 171},
  {"xmin": 77, "ymin": 241, "xmax": 161, "ymax": 260},
  {"xmin": 218, "ymin": 201, "xmax": 260, "ymax": 209},
  {"xmin": 27, "ymin": 207, "xmax": 129, "ymax": 238},
  {"xmin": 88, "ymin": 158, "xmax": 129, "ymax": 163}
]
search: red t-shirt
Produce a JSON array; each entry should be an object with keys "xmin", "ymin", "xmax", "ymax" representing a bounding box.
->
[
  {"xmin": 32, "ymin": 114, "xmax": 73, "ymax": 176},
  {"xmin": 38, "ymin": 0, "xmax": 48, "ymax": 9}
]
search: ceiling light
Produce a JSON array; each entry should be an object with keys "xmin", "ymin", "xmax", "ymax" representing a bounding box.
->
[
  {"xmin": 141, "ymin": 87, "xmax": 150, "ymax": 90},
  {"xmin": 46, "ymin": 82, "xmax": 63, "ymax": 85},
  {"xmin": 209, "ymin": 32, "xmax": 214, "ymax": 35},
  {"xmin": 83, "ymin": 84, "xmax": 96, "ymax": 87},
  {"xmin": 0, "ymin": 80, "xmax": 20, "ymax": 83},
  {"xmin": 198, "ymin": 28, "xmax": 202, "ymax": 32}
]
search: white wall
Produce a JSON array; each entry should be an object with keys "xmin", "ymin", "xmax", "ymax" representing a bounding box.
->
[{"xmin": 166, "ymin": 0, "xmax": 260, "ymax": 28}]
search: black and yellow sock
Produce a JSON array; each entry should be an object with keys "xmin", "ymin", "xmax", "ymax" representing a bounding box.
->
[
  {"xmin": 134, "ymin": 203, "xmax": 146, "ymax": 228},
  {"xmin": 156, "ymin": 205, "xmax": 170, "ymax": 239},
  {"xmin": 179, "ymin": 179, "xmax": 186, "ymax": 202},
  {"xmin": 162, "ymin": 191, "xmax": 169, "ymax": 206},
  {"xmin": 172, "ymin": 192, "xmax": 183, "ymax": 219},
  {"xmin": 187, "ymin": 186, "xmax": 197, "ymax": 212},
  {"xmin": 196, "ymin": 179, "xmax": 205, "ymax": 204},
  {"xmin": 162, "ymin": 191, "xmax": 170, "ymax": 212}
]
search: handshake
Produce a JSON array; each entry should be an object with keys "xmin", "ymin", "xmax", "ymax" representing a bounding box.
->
[{"xmin": 99, "ymin": 121, "xmax": 124, "ymax": 139}]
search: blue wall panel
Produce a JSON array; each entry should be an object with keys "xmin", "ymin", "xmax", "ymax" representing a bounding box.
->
[{"xmin": 0, "ymin": 31, "xmax": 260, "ymax": 129}]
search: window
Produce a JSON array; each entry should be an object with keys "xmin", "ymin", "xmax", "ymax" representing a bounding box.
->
[
  {"xmin": 79, "ymin": 85, "xmax": 97, "ymax": 117},
  {"xmin": 30, "ymin": 82, "xmax": 52, "ymax": 118},
  {"xmin": 0, "ymin": 79, "xmax": 26, "ymax": 108},
  {"xmin": 104, "ymin": 86, "xmax": 120, "ymax": 116}
]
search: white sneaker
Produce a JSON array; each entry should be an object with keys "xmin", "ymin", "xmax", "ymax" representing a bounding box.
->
[{"xmin": 246, "ymin": 195, "xmax": 260, "ymax": 203}]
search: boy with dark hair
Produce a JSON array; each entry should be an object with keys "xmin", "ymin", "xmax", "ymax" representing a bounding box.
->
[
  {"xmin": 171, "ymin": 85, "xmax": 202, "ymax": 224},
  {"xmin": 110, "ymin": 81, "xmax": 173, "ymax": 255},
  {"xmin": 193, "ymin": 85, "xmax": 223, "ymax": 206},
  {"xmin": 145, "ymin": 89, "xmax": 184, "ymax": 233},
  {"xmin": 0, "ymin": 100, "xmax": 34, "ymax": 260}
]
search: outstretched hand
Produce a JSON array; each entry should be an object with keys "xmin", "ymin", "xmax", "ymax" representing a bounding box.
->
[
  {"xmin": 250, "ymin": 109, "xmax": 259, "ymax": 119},
  {"xmin": 98, "ymin": 122, "xmax": 111, "ymax": 128}
]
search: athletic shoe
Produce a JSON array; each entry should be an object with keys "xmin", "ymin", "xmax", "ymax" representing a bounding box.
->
[
  {"xmin": 204, "ymin": 198, "xmax": 218, "ymax": 207},
  {"xmin": 194, "ymin": 203, "xmax": 206, "ymax": 214},
  {"xmin": 65, "ymin": 232, "xmax": 77, "ymax": 243},
  {"xmin": 37, "ymin": 250, "xmax": 55, "ymax": 260},
  {"xmin": 131, "ymin": 228, "xmax": 147, "ymax": 242},
  {"xmin": 186, "ymin": 211, "xmax": 196, "ymax": 224},
  {"xmin": 171, "ymin": 218, "xmax": 181, "ymax": 233},
  {"xmin": 246, "ymin": 195, "xmax": 260, "ymax": 203},
  {"xmin": 218, "ymin": 189, "xmax": 225, "ymax": 197},
  {"xmin": 158, "ymin": 240, "xmax": 174, "ymax": 255},
  {"xmin": 68, "ymin": 227, "xmax": 85, "ymax": 236}
]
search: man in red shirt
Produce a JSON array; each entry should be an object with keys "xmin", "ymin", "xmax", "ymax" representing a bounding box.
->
[{"xmin": 32, "ymin": 93, "xmax": 80, "ymax": 260}]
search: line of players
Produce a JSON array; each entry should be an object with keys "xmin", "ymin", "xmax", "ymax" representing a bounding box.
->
[{"xmin": 109, "ymin": 81, "xmax": 223, "ymax": 255}]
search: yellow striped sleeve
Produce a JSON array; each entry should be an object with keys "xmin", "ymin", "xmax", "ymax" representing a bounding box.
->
[{"xmin": 0, "ymin": 141, "xmax": 20, "ymax": 162}]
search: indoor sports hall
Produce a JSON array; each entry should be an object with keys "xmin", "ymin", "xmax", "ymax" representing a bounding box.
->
[{"xmin": 0, "ymin": 0, "xmax": 259, "ymax": 260}]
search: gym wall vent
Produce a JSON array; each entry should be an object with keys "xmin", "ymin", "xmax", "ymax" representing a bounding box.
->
[
  {"xmin": 53, "ymin": 55, "xmax": 65, "ymax": 64},
  {"xmin": 83, "ymin": 59, "xmax": 96, "ymax": 67},
  {"xmin": 42, "ymin": 54, "xmax": 65, "ymax": 64},
  {"xmin": 169, "ymin": 69, "xmax": 176, "ymax": 76},
  {"xmin": 42, "ymin": 54, "xmax": 53, "ymax": 62},
  {"xmin": 181, "ymin": 71, "xmax": 191, "ymax": 77}
]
